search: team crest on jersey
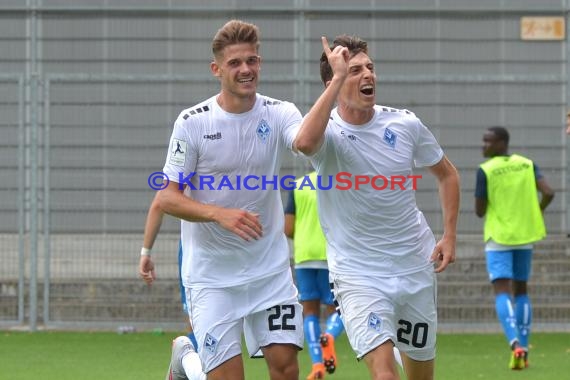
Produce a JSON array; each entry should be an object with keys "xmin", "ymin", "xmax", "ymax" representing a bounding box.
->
[
  {"xmin": 383, "ymin": 128, "xmax": 397, "ymax": 148},
  {"xmin": 367, "ymin": 312, "xmax": 383, "ymax": 332},
  {"xmin": 204, "ymin": 333, "xmax": 218, "ymax": 354},
  {"xmin": 256, "ymin": 119, "xmax": 271, "ymax": 143}
]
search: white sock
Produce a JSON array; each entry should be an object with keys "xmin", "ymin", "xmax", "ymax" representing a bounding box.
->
[
  {"xmin": 182, "ymin": 350, "xmax": 207, "ymax": 380},
  {"xmin": 393, "ymin": 346, "xmax": 403, "ymax": 368}
]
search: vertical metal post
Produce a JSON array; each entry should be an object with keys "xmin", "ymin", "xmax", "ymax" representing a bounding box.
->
[
  {"xmin": 102, "ymin": 15, "xmax": 109, "ymax": 232},
  {"xmin": 43, "ymin": 79, "xmax": 50, "ymax": 325},
  {"xmin": 18, "ymin": 76, "xmax": 25, "ymax": 324},
  {"xmin": 561, "ymin": 0, "xmax": 570, "ymax": 237},
  {"xmin": 29, "ymin": 0, "xmax": 39, "ymax": 332},
  {"xmin": 435, "ymin": 0, "xmax": 443, "ymax": 230}
]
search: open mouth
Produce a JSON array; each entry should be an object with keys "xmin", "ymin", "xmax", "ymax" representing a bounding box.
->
[{"xmin": 360, "ymin": 84, "xmax": 374, "ymax": 96}]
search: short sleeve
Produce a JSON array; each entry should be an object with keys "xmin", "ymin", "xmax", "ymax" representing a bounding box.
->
[
  {"xmin": 279, "ymin": 101, "xmax": 303, "ymax": 152},
  {"xmin": 412, "ymin": 118, "xmax": 444, "ymax": 168},
  {"xmin": 474, "ymin": 167, "xmax": 487, "ymax": 199},
  {"xmin": 162, "ymin": 117, "xmax": 197, "ymax": 184},
  {"xmin": 284, "ymin": 190, "xmax": 296, "ymax": 215},
  {"xmin": 533, "ymin": 163, "xmax": 543, "ymax": 181}
]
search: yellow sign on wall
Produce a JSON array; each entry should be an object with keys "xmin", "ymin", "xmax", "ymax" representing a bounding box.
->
[{"xmin": 520, "ymin": 16, "xmax": 565, "ymax": 40}]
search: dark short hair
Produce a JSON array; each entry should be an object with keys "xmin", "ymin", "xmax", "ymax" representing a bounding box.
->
[
  {"xmin": 487, "ymin": 126, "xmax": 510, "ymax": 145},
  {"xmin": 320, "ymin": 34, "xmax": 368, "ymax": 85}
]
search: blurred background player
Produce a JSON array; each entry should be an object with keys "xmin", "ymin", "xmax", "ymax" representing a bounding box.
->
[
  {"xmin": 284, "ymin": 171, "xmax": 344, "ymax": 379},
  {"xmin": 475, "ymin": 126, "xmax": 555, "ymax": 370},
  {"xmin": 138, "ymin": 192, "xmax": 205, "ymax": 380}
]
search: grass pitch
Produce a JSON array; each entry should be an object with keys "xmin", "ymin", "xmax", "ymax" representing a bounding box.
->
[{"xmin": 1, "ymin": 330, "xmax": 569, "ymax": 379}]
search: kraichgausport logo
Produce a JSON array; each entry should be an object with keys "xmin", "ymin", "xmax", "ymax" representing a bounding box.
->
[{"xmin": 147, "ymin": 172, "xmax": 422, "ymax": 191}]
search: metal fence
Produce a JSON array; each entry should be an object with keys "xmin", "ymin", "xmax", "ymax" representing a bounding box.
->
[
  {"xmin": 0, "ymin": 1, "xmax": 569, "ymax": 331},
  {"xmin": 0, "ymin": 74, "xmax": 25, "ymax": 326}
]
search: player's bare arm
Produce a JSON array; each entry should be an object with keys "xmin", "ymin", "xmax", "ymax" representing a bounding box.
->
[
  {"xmin": 157, "ymin": 181, "xmax": 262, "ymax": 241},
  {"xmin": 138, "ymin": 193, "xmax": 163, "ymax": 285},
  {"xmin": 428, "ymin": 155, "xmax": 460, "ymax": 273},
  {"xmin": 294, "ymin": 36, "xmax": 349, "ymax": 155},
  {"xmin": 284, "ymin": 213, "xmax": 295, "ymax": 238},
  {"xmin": 536, "ymin": 177, "xmax": 555, "ymax": 211},
  {"xmin": 475, "ymin": 197, "xmax": 487, "ymax": 218}
]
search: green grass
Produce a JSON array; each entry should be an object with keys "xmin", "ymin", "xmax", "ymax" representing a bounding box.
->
[{"xmin": 1, "ymin": 331, "xmax": 569, "ymax": 379}]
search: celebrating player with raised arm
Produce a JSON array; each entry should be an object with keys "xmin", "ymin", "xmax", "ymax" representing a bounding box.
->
[{"xmin": 292, "ymin": 35, "xmax": 460, "ymax": 380}]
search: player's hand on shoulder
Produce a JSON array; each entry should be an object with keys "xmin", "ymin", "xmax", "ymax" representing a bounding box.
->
[{"xmin": 215, "ymin": 208, "xmax": 263, "ymax": 241}]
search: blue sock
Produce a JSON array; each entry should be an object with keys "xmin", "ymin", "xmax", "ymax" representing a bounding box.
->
[
  {"xmin": 304, "ymin": 315, "xmax": 322, "ymax": 364},
  {"xmin": 187, "ymin": 332, "xmax": 198, "ymax": 351},
  {"xmin": 515, "ymin": 294, "xmax": 532, "ymax": 351},
  {"xmin": 495, "ymin": 292, "xmax": 519, "ymax": 347},
  {"xmin": 325, "ymin": 311, "xmax": 344, "ymax": 339}
]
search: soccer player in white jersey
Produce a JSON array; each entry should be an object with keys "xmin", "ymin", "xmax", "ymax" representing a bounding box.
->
[
  {"xmin": 292, "ymin": 35, "xmax": 460, "ymax": 380},
  {"xmin": 157, "ymin": 20, "xmax": 304, "ymax": 380}
]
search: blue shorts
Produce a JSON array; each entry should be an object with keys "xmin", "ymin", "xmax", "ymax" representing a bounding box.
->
[
  {"xmin": 295, "ymin": 268, "xmax": 333, "ymax": 305},
  {"xmin": 178, "ymin": 240, "xmax": 187, "ymax": 312},
  {"xmin": 485, "ymin": 249, "xmax": 533, "ymax": 282}
]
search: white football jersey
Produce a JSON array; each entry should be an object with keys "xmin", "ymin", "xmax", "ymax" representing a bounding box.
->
[
  {"xmin": 163, "ymin": 94, "xmax": 302, "ymax": 288},
  {"xmin": 311, "ymin": 105, "xmax": 444, "ymax": 277}
]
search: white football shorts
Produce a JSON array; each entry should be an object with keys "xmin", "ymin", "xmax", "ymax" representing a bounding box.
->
[
  {"xmin": 331, "ymin": 269, "xmax": 437, "ymax": 361},
  {"xmin": 186, "ymin": 268, "xmax": 304, "ymax": 372}
]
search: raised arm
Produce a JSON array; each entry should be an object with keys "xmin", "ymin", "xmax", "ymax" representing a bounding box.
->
[{"xmin": 293, "ymin": 37, "xmax": 349, "ymax": 155}]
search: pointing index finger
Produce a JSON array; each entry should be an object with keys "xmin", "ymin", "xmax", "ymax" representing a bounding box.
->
[{"xmin": 321, "ymin": 36, "xmax": 331, "ymax": 55}]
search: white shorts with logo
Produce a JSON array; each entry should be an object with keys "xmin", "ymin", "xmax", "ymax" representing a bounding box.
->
[
  {"xmin": 330, "ymin": 269, "xmax": 437, "ymax": 361},
  {"xmin": 186, "ymin": 268, "xmax": 304, "ymax": 373}
]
